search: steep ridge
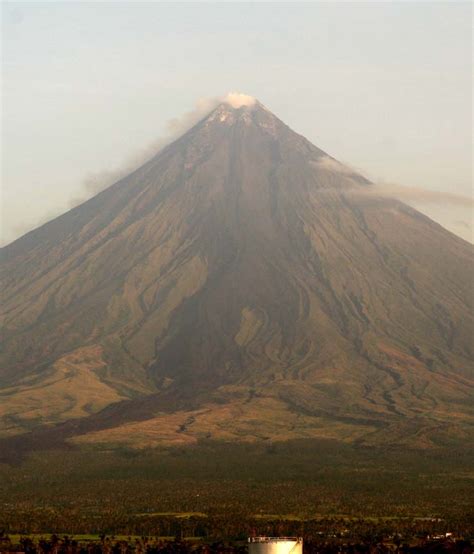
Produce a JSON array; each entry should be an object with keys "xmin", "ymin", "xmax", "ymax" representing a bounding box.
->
[{"xmin": 1, "ymin": 99, "xmax": 473, "ymax": 447}]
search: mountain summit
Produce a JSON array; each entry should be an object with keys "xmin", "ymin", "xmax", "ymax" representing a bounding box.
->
[{"xmin": 1, "ymin": 99, "xmax": 473, "ymax": 448}]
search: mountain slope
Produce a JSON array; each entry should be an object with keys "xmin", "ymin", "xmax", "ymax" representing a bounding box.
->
[{"xmin": 1, "ymin": 99, "xmax": 473, "ymax": 446}]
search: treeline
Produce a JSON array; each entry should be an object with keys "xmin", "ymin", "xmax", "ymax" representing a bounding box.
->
[
  {"xmin": 2, "ymin": 506, "xmax": 473, "ymax": 538},
  {"xmin": 0, "ymin": 534, "xmax": 472, "ymax": 554}
]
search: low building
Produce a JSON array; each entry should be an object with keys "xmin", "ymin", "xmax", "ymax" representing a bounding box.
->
[{"xmin": 248, "ymin": 537, "xmax": 303, "ymax": 554}]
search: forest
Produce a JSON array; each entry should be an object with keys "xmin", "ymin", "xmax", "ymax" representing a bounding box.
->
[{"xmin": 1, "ymin": 440, "xmax": 472, "ymax": 550}]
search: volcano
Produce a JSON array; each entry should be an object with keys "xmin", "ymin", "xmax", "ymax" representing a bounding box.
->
[{"xmin": 1, "ymin": 97, "xmax": 473, "ymax": 449}]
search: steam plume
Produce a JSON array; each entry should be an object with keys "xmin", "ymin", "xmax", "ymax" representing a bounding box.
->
[{"xmin": 71, "ymin": 92, "xmax": 256, "ymax": 205}]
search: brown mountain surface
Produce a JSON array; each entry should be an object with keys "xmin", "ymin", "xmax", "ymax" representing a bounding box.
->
[{"xmin": 1, "ymin": 99, "xmax": 473, "ymax": 448}]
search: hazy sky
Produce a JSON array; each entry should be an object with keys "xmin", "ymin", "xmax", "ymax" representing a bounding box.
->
[{"xmin": 2, "ymin": 1, "xmax": 472, "ymax": 245}]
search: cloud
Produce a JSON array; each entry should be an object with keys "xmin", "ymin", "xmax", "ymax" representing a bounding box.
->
[
  {"xmin": 453, "ymin": 220, "xmax": 472, "ymax": 230},
  {"xmin": 369, "ymin": 183, "xmax": 473, "ymax": 207},
  {"xmin": 313, "ymin": 156, "xmax": 357, "ymax": 176},
  {"xmin": 315, "ymin": 155, "xmax": 473, "ymax": 208}
]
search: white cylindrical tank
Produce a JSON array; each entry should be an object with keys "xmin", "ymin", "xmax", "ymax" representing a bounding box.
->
[{"xmin": 248, "ymin": 537, "xmax": 303, "ymax": 554}]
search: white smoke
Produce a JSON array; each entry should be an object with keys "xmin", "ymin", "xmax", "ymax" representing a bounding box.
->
[
  {"xmin": 70, "ymin": 92, "xmax": 258, "ymax": 206},
  {"xmin": 75, "ymin": 96, "xmax": 221, "ymax": 200},
  {"xmin": 223, "ymin": 92, "xmax": 256, "ymax": 108}
]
